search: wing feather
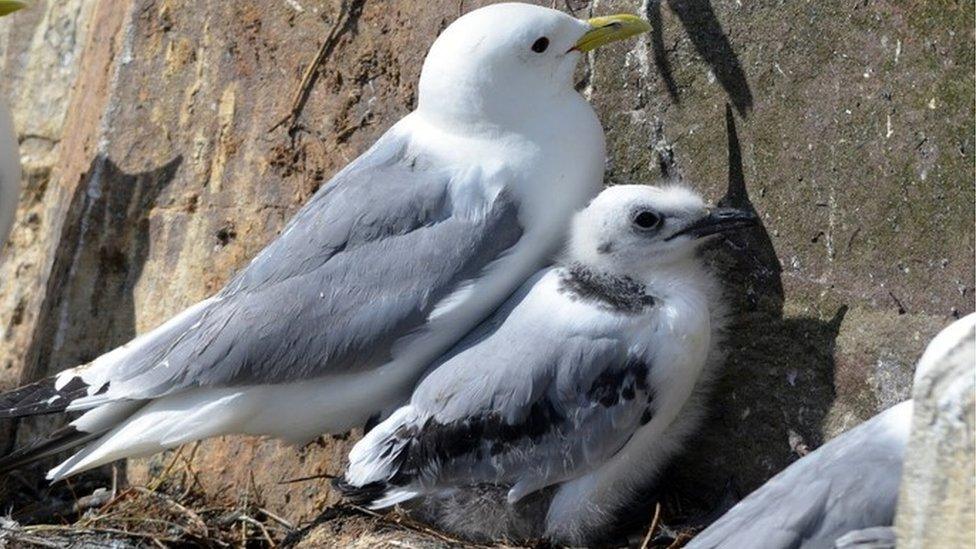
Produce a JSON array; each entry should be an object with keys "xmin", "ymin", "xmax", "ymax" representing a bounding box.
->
[
  {"xmin": 49, "ymin": 127, "xmax": 523, "ymax": 405},
  {"xmin": 685, "ymin": 401, "xmax": 912, "ymax": 549},
  {"xmin": 341, "ymin": 275, "xmax": 656, "ymax": 506}
]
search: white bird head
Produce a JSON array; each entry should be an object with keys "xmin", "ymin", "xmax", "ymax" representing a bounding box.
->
[
  {"xmin": 417, "ymin": 3, "xmax": 649, "ymax": 131},
  {"xmin": 567, "ymin": 184, "xmax": 758, "ymax": 275}
]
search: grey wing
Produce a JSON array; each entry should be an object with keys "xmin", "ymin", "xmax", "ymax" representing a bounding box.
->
[
  {"xmin": 685, "ymin": 402, "xmax": 910, "ymax": 549},
  {"xmin": 80, "ymin": 129, "xmax": 524, "ymax": 400},
  {"xmin": 832, "ymin": 527, "xmax": 896, "ymax": 549},
  {"xmin": 0, "ymin": 98, "xmax": 19, "ymax": 248},
  {"xmin": 390, "ymin": 316, "xmax": 656, "ymax": 501}
]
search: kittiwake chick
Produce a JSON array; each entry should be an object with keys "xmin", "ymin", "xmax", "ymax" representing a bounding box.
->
[{"xmin": 337, "ymin": 184, "xmax": 758, "ymax": 545}]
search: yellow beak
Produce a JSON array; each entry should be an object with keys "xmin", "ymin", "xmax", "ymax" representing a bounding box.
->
[
  {"xmin": 573, "ymin": 14, "xmax": 651, "ymax": 52},
  {"xmin": 0, "ymin": 0, "xmax": 25, "ymax": 16}
]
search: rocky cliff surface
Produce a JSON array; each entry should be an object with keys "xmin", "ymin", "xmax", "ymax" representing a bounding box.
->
[{"xmin": 0, "ymin": 0, "xmax": 972, "ymax": 542}]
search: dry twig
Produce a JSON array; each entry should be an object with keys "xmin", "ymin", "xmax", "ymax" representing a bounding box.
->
[
  {"xmin": 348, "ymin": 505, "xmax": 489, "ymax": 547},
  {"xmin": 277, "ymin": 471, "xmax": 337, "ymax": 484},
  {"xmin": 639, "ymin": 502, "xmax": 663, "ymax": 549},
  {"xmin": 22, "ymin": 524, "xmax": 181, "ymax": 544},
  {"xmin": 259, "ymin": 507, "xmax": 295, "ymax": 530},
  {"xmin": 147, "ymin": 445, "xmax": 185, "ymax": 492},
  {"xmin": 270, "ymin": 0, "xmax": 368, "ymax": 135},
  {"xmin": 132, "ymin": 486, "xmax": 209, "ymax": 535},
  {"xmin": 667, "ymin": 531, "xmax": 695, "ymax": 549}
]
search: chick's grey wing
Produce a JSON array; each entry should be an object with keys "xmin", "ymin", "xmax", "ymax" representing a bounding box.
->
[
  {"xmin": 101, "ymin": 132, "xmax": 524, "ymax": 399},
  {"xmin": 394, "ymin": 323, "xmax": 656, "ymax": 498}
]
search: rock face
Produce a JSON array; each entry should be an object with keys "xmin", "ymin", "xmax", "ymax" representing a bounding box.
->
[
  {"xmin": 0, "ymin": 0, "xmax": 972, "ymax": 539},
  {"xmin": 895, "ymin": 323, "xmax": 975, "ymax": 548}
]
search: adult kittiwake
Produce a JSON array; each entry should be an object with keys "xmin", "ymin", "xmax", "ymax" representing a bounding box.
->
[
  {"xmin": 0, "ymin": 1, "xmax": 25, "ymax": 252},
  {"xmin": 0, "ymin": 3, "xmax": 651, "ymax": 480},
  {"xmin": 685, "ymin": 312, "xmax": 976, "ymax": 549},
  {"xmin": 337, "ymin": 184, "xmax": 758, "ymax": 545}
]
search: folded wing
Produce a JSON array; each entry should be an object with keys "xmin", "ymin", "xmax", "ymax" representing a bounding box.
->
[
  {"xmin": 0, "ymin": 126, "xmax": 525, "ymax": 475},
  {"xmin": 685, "ymin": 400, "xmax": 912, "ymax": 549},
  {"xmin": 340, "ymin": 282, "xmax": 656, "ymax": 506}
]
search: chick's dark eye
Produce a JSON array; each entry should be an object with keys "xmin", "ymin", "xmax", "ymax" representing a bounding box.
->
[
  {"xmin": 531, "ymin": 37, "xmax": 550, "ymax": 53},
  {"xmin": 633, "ymin": 210, "xmax": 662, "ymax": 230}
]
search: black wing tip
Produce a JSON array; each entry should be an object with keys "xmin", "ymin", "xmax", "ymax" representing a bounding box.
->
[
  {"xmin": 332, "ymin": 476, "xmax": 390, "ymax": 507},
  {"xmin": 0, "ymin": 426, "xmax": 89, "ymax": 476},
  {"xmin": 0, "ymin": 376, "xmax": 94, "ymax": 419}
]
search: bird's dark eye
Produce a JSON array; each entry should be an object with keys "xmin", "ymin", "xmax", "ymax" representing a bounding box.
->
[
  {"xmin": 633, "ymin": 210, "xmax": 662, "ymax": 231},
  {"xmin": 531, "ymin": 37, "xmax": 550, "ymax": 53}
]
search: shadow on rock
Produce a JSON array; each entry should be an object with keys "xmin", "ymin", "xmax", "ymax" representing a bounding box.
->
[
  {"xmin": 606, "ymin": 106, "xmax": 845, "ymax": 545},
  {"xmin": 1, "ymin": 154, "xmax": 182, "ymax": 522},
  {"xmin": 645, "ymin": 0, "xmax": 753, "ymax": 116}
]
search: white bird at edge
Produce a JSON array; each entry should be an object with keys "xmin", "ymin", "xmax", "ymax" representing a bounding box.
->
[
  {"xmin": 337, "ymin": 184, "xmax": 758, "ymax": 545},
  {"xmin": 0, "ymin": 3, "xmax": 651, "ymax": 481},
  {"xmin": 685, "ymin": 312, "xmax": 976, "ymax": 549},
  {"xmin": 0, "ymin": 1, "xmax": 25, "ymax": 254}
]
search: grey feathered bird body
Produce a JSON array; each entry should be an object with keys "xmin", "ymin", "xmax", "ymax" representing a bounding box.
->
[
  {"xmin": 341, "ymin": 240, "xmax": 729, "ymax": 544},
  {"xmin": 686, "ymin": 400, "xmax": 913, "ymax": 549},
  {"xmin": 80, "ymin": 132, "xmax": 524, "ymax": 401}
]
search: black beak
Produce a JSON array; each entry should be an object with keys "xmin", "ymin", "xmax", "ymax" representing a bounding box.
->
[{"xmin": 666, "ymin": 207, "xmax": 758, "ymax": 241}]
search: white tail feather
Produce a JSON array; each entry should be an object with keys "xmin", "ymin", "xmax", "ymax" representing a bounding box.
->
[
  {"xmin": 345, "ymin": 406, "xmax": 422, "ymax": 487},
  {"xmin": 48, "ymin": 390, "xmax": 247, "ymax": 481},
  {"xmin": 369, "ymin": 488, "xmax": 420, "ymax": 509}
]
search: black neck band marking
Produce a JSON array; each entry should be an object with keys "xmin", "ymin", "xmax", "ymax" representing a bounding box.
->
[{"xmin": 558, "ymin": 263, "xmax": 656, "ymax": 314}]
